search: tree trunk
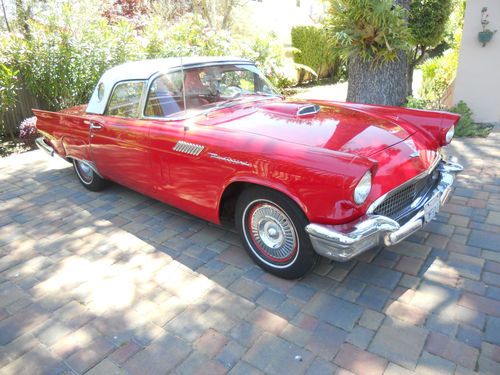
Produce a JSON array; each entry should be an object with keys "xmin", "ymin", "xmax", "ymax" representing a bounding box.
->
[
  {"xmin": 407, "ymin": 62, "xmax": 414, "ymax": 97},
  {"xmin": 346, "ymin": 51, "xmax": 408, "ymax": 106}
]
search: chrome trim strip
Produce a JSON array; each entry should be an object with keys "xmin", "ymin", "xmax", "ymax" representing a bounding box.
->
[
  {"xmin": 207, "ymin": 152, "xmax": 251, "ymax": 167},
  {"xmin": 306, "ymin": 159, "xmax": 462, "ymax": 262},
  {"xmin": 173, "ymin": 140, "xmax": 204, "ymax": 156},
  {"xmin": 367, "ymin": 153, "xmax": 442, "ymax": 214}
]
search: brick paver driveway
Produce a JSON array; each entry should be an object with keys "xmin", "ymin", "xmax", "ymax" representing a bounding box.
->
[{"xmin": 1, "ymin": 127, "xmax": 499, "ymax": 375}]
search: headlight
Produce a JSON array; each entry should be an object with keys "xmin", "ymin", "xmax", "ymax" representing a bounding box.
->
[
  {"xmin": 354, "ymin": 170, "xmax": 372, "ymax": 205},
  {"xmin": 445, "ymin": 125, "xmax": 454, "ymax": 144}
]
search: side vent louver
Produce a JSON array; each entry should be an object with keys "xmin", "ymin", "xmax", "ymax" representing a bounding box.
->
[
  {"xmin": 297, "ymin": 104, "xmax": 320, "ymax": 117},
  {"xmin": 173, "ymin": 141, "xmax": 204, "ymax": 156}
]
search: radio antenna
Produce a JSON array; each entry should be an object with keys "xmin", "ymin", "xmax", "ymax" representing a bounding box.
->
[{"xmin": 180, "ymin": 56, "xmax": 187, "ymax": 112}]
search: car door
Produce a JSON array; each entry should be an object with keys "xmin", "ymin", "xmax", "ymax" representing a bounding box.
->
[
  {"xmin": 142, "ymin": 71, "xmax": 191, "ymax": 203},
  {"xmin": 90, "ymin": 80, "xmax": 153, "ymax": 195}
]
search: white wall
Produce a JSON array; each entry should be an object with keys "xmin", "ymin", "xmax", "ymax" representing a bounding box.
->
[{"xmin": 454, "ymin": 0, "xmax": 500, "ymax": 123}]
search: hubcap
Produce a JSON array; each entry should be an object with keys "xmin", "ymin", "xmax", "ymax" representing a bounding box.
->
[
  {"xmin": 248, "ymin": 203, "xmax": 297, "ymax": 262},
  {"xmin": 76, "ymin": 160, "xmax": 93, "ymax": 183}
]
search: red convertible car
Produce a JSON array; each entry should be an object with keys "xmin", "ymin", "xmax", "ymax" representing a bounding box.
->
[{"xmin": 34, "ymin": 56, "xmax": 463, "ymax": 279}]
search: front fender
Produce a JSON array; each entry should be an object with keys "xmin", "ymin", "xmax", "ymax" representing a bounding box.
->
[
  {"xmin": 217, "ymin": 150, "xmax": 376, "ymax": 225},
  {"xmin": 220, "ymin": 174, "xmax": 310, "ymax": 219}
]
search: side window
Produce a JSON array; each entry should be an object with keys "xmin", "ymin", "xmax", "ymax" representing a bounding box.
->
[
  {"xmin": 144, "ymin": 72, "xmax": 184, "ymax": 117},
  {"xmin": 106, "ymin": 81, "xmax": 145, "ymax": 118}
]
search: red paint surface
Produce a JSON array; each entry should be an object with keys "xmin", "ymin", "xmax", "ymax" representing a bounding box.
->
[{"xmin": 33, "ymin": 97, "xmax": 459, "ymax": 226}]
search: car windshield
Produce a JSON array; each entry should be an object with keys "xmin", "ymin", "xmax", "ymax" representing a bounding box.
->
[{"xmin": 144, "ymin": 64, "xmax": 279, "ymax": 119}]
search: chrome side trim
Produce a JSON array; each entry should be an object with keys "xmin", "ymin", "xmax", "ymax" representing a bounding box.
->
[
  {"xmin": 306, "ymin": 159, "xmax": 463, "ymax": 262},
  {"xmin": 207, "ymin": 152, "xmax": 251, "ymax": 167},
  {"xmin": 367, "ymin": 153, "xmax": 442, "ymax": 214},
  {"xmin": 35, "ymin": 137, "xmax": 55, "ymax": 157},
  {"xmin": 173, "ymin": 140, "xmax": 204, "ymax": 156}
]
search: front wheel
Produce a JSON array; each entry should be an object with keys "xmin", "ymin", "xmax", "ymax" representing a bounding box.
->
[
  {"xmin": 235, "ymin": 187, "xmax": 318, "ymax": 279},
  {"xmin": 72, "ymin": 159, "xmax": 107, "ymax": 191}
]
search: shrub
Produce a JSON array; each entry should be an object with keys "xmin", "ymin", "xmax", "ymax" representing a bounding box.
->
[
  {"xmin": 2, "ymin": 1, "xmax": 293, "ymax": 119},
  {"xmin": 142, "ymin": 14, "xmax": 292, "ymax": 90},
  {"xmin": 247, "ymin": 36, "xmax": 295, "ymax": 90},
  {"xmin": 0, "ymin": 35, "xmax": 19, "ymax": 138},
  {"xmin": 0, "ymin": 62, "xmax": 19, "ymax": 138},
  {"xmin": 418, "ymin": 2, "xmax": 464, "ymax": 105},
  {"xmin": 12, "ymin": 14, "xmax": 142, "ymax": 111},
  {"xmin": 419, "ymin": 49, "xmax": 458, "ymax": 106},
  {"xmin": 449, "ymin": 101, "xmax": 493, "ymax": 138},
  {"xmin": 291, "ymin": 26, "xmax": 341, "ymax": 83},
  {"xmin": 405, "ymin": 96, "xmax": 432, "ymax": 109},
  {"xmin": 19, "ymin": 116, "xmax": 38, "ymax": 146}
]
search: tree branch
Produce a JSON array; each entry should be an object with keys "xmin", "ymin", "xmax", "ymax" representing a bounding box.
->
[
  {"xmin": 1, "ymin": 0, "xmax": 10, "ymax": 32},
  {"xmin": 414, "ymin": 45, "xmax": 427, "ymax": 66}
]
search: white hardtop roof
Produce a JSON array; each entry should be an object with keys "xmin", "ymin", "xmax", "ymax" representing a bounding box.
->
[{"xmin": 86, "ymin": 56, "xmax": 254, "ymax": 114}]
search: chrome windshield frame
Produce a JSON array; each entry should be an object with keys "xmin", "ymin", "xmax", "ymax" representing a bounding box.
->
[{"xmin": 140, "ymin": 63, "xmax": 280, "ymax": 122}]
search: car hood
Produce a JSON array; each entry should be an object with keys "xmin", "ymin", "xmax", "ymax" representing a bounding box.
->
[{"xmin": 198, "ymin": 100, "xmax": 415, "ymax": 158}]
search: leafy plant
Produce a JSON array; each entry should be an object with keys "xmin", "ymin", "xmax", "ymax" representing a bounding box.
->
[
  {"xmin": 12, "ymin": 6, "xmax": 142, "ymax": 111},
  {"xmin": 0, "ymin": 61, "xmax": 19, "ymax": 138},
  {"xmin": 1, "ymin": 0, "xmax": 294, "ymax": 125},
  {"xmin": 325, "ymin": 0, "xmax": 411, "ymax": 63},
  {"xmin": 406, "ymin": 0, "xmax": 456, "ymax": 95},
  {"xmin": 405, "ymin": 96, "xmax": 432, "ymax": 109},
  {"xmin": 406, "ymin": 98, "xmax": 493, "ymax": 137},
  {"xmin": 416, "ymin": 0, "xmax": 464, "ymax": 105},
  {"xmin": 291, "ymin": 26, "xmax": 342, "ymax": 84},
  {"xmin": 419, "ymin": 48, "xmax": 458, "ymax": 106},
  {"xmin": 449, "ymin": 101, "xmax": 493, "ymax": 137}
]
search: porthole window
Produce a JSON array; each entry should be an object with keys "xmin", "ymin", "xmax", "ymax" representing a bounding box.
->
[{"xmin": 97, "ymin": 83, "xmax": 105, "ymax": 102}]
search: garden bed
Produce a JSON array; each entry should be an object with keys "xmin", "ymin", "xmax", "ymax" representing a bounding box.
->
[{"xmin": 0, "ymin": 138, "xmax": 36, "ymax": 158}]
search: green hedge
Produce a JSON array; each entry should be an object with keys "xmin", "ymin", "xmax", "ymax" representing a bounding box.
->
[{"xmin": 291, "ymin": 26, "xmax": 340, "ymax": 84}]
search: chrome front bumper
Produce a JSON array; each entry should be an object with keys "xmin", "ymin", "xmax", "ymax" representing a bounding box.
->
[{"xmin": 306, "ymin": 159, "xmax": 463, "ymax": 262}]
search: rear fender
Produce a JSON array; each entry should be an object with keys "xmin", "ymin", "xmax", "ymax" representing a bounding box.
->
[
  {"xmin": 326, "ymin": 101, "xmax": 460, "ymax": 147},
  {"xmin": 33, "ymin": 108, "xmax": 92, "ymax": 161}
]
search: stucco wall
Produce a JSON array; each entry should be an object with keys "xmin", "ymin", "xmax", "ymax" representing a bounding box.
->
[{"xmin": 454, "ymin": 0, "xmax": 500, "ymax": 123}]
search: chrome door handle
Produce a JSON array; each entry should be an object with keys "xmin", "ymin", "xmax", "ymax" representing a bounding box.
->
[{"xmin": 90, "ymin": 122, "xmax": 103, "ymax": 130}]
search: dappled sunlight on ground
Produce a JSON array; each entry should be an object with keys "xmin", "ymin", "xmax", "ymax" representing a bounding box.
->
[{"xmin": 0, "ymin": 125, "xmax": 499, "ymax": 374}]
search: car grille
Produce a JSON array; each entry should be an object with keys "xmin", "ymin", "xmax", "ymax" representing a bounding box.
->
[{"xmin": 373, "ymin": 169, "xmax": 439, "ymax": 220}]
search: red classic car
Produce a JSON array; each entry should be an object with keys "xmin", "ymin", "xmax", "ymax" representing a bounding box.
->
[{"xmin": 34, "ymin": 56, "xmax": 463, "ymax": 279}]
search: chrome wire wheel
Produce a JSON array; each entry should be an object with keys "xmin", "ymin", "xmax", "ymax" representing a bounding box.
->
[
  {"xmin": 244, "ymin": 200, "xmax": 299, "ymax": 267},
  {"xmin": 74, "ymin": 160, "xmax": 94, "ymax": 185}
]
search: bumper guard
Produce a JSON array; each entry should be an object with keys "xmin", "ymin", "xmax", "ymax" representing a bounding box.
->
[{"xmin": 35, "ymin": 137, "xmax": 55, "ymax": 157}]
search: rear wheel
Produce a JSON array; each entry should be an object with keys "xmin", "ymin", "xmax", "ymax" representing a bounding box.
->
[
  {"xmin": 73, "ymin": 159, "xmax": 107, "ymax": 191},
  {"xmin": 235, "ymin": 187, "xmax": 318, "ymax": 279}
]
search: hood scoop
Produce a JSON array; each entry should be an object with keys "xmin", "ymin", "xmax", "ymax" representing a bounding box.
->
[
  {"xmin": 259, "ymin": 102, "xmax": 321, "ymax": 118},
  {"xmin": 297, "ymin": 104, "xmax": 321, "ymax": 117}
]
